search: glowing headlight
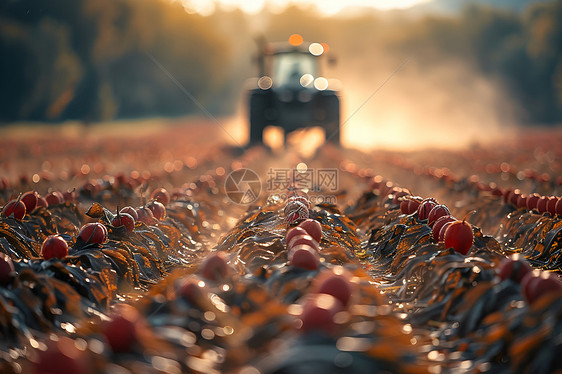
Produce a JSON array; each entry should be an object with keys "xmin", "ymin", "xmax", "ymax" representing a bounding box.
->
[
  {"xmin": 258, "ymin": 76, "xmax": 273, "ymax": 90},
  {"xmin": 314, "ymin": 77, "xmax": 329, "ymax": 91}
]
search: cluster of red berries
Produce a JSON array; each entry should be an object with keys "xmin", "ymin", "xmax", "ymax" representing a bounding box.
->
[
  {"xmin": 400, "ymin": 196, "xmax": 474, "ymax": 255},
  {"xmin": 503, "ymin": 189, "xmax": 561, "ymax": 216},
  {"xmin": 498, "ymin": 255, "xmax": 562, "ymax": 304}
]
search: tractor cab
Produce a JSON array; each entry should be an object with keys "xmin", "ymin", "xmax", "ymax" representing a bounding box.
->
[{"xmin": 248, "ymin": 35, "xmax": 341, "ymax": 145}]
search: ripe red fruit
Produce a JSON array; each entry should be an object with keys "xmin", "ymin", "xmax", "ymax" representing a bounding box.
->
[
  {"xmin": 298, "ymin": 219, "xmax": 323, "ymax": 243},
  {"xmin": 45, "ymin": 191, "xmax": 64, "ymax": 206},
  {"xmin": 0, "ymin": 253, "xmax": 15, "ymax": 285},
  {"xmin": 526, "ymin": 193, "xmax": 540, "ymax": 211},
  {"xmin": 417, "ymin": 199, "xmax": 438, "ymax": 220},
  {"xmin": 407, "ymin": 198, "xmax": 422, "ymax": 214},
  {"xmin": 151, "ymin": 187, "xmax": 170, "ymax": 206},
  {"xmin": 288, "ymin": 234, "xmax": 319, "ymax": 253},
  {"xmin": 516, "ymin": 195, "xmax": 528, "ymax": 209},
  {"xmin": 286, "ymin": 226, "xmax": 308, "ymax": 244},
  {"xmin": 391, "ymin": 189, "xmax": 410, "ymax": 205},
  {"xmin": 288, "ymin": 195, "xmax": 311, "ymax": 209},
  {"xmin": 400, "ymin": 199, "xmax": 411, "ymax": 214},
  {"xmin": 521, "ymin": 271, "xmax": 562, "ymax": 304},
  {"xmin": 289, "ymin": 245, "xmax": 320, "ymax": 270},
  {"xmin": 62, "ymin": 190, "xmax": 76, "ymax": 202},
  {"xmin": 546, "ymin": 197, "xmax": 559, "ymax": 216},
  {"xmin": 120, "ymin": 206, "xmax": 139, "ymax": 221},
  {"xmin": 200, "ymin": 252, "xmax": 229, "ymax": 281},
  {"xmin": 147, "ymin": 201, "xmax": 166, "ymax": 220},
  {"xmin": 78, "ymin": 222, "xmax": 107, "ymax": 245},
  {"xmin": 427, "ymin": 205, "xmax": 451, "ymax": 227},
  {"xmin": 497, "ymin": 255, "xmax": 532, "ymax": 282},
  {"xmin": 521, "ymin": 270, "xmax": 541, "ymax": 303},
  {"xmin": 508, "ymin": 189, "xmax": 521, "ymax": 207},
  {"xmin": 556, "ymin": 198, "xmax": 562, "ymax": 216},
  {"xmin": 432, "ymin": 215, "xmax": 456, "ymax": 242},
  {"xmin": 33, "ymin": 336, "xmax": 91, "ymax": 374},
  {"xmin": 536, "ymin": 196, "xmax": 548, "ymax": 213},
  {"xmin": 136, "ymin": 206, "xmax": 157, "ymax": 225},
  {"xmin": 21, "ymin": 191, "xmax": 39, "ymax": 212},
  {"xmin": 299, "ymin": 294, "xmax": 343, "ymax": 333},
  {"xmin": 36, "ymin": 195, "xmax": 48, "ymax": 208},
  {"xmin": 443, "ymin": 219, "xmax": 474, "ymax": 255},
  {"xmin": 2, "ymin": 199, "xmax": 26, "ymax": 220},
  {"xmin": 112, "ymin": 212, "xmax": 135, "ymax": 233},
  {"xmin": 176, "ymin": 278, "xmax": 205, "ymax": 303},
  {"xmin": 41, "ymin": 235, "xmax": 69, "ymax": 260},
  {"xmin": 438, "ymin": 220, "xmax": 455, "ymax": 242},
  {"xmin": 315, "ymin": 268, "xmax": 353, "ymax": 307},
  {"xmin": 103, "ymin": 305, "xmax": 141, "ymax": 353}
]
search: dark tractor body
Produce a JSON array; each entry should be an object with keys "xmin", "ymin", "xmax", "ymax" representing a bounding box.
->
[{"xmin": 248, "ymin": 38, "xmax": 341, "ymax": 145}]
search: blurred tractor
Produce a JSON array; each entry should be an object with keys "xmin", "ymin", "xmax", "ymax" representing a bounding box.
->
[{"xmin": 248, "ymin": 34, "xmax": 341, "ymax": 145}]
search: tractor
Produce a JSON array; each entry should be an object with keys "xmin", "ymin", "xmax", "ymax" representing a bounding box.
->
[{"xmin": 248, "ymin": 35, "xmax": 341, "ymax": 145}]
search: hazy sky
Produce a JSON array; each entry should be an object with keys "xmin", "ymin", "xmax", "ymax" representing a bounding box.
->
[{"xmin": 181, "ymin": 0, "xmax": 430, "ymax": 16}]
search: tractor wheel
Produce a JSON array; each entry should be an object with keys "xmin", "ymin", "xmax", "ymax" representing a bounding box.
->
[
  {"xmin": 249, "ymin": 93, "xmax": 267, "ymax": 144},
  {"xmin": 324, "ymin": 96, "xmax": 341, "ymax": 145}
]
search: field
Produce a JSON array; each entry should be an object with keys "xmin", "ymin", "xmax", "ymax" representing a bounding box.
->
[{"xmin": 0, "ymin": 119, "xmax": 561, "ymax": 373}]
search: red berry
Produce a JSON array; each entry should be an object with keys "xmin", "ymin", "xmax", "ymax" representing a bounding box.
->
[
  {"xmin": 36, "ymin": 195, "xmax": 48, "ymax": 208},
  {"xmin": 136, "ymin": 206, "xmax": 157, "ymax": 225},
  {"xmin": 417, "ymin": 199, "xmax": 438, "ymax": 220},
  {"xmin": 45, "ymin": 191, "xmax": 64, "ymax": 206},
  {"xmin": 33, "ymin": 336, "xmax": 91, "ymax": 374},
  {"xmin": 508, "ymin": 189, "xmax": 521, "ymax": 207},
  {"xmin": 0, "ymin": 253, "xmax": 15, "ymax": 285},
  {"xmin": 521, "ymin": 270, "xmax": 562, "ymax": 304},
  {"xmin": 556, "ymin": 198, "xmax": 562, "ymax": 216},
  {"xmin": 298, "ymin": 219, "xmax": 323, "ymax": 243},
  {"xmin": 432, "ymin": 215, "xmax": 456, "ymax": 242},
  {"xmin": 62, "ymin": 190, "xmax": 76, "ymax": 202},
  {"xmin": 533, "ymin": 273, "xmax": 562, "ymax": 302},
  {"xmin": 21, "ymin": 191, "xmax": 39, "ymax": 212},
  {"xmin": 427, "ymin": 205, "xmax": 451, "ymax": 227},
  {"xmin": 391, "ymin": 189, "xmax": 410, "ymax": 205},
  {"xmin": 526, "ymin": 193, "xmax": 540, "ymax": 211},
  {"xmin": 120, "ymin": 206, "xmax": 139, "ymax": 221},
  {"xmin": 78, "ymin": 222, "xmax": 107, "ymax": 245},
  {"xmin": 497, "ymin": 255, "xmax": 532, "ymax": 282},
  {"xmin": 536, "ymin": 196, "xmax": 548, "ymax": 213},
  {"xmin": 289, "ymin": 245, "xmax": 320, "ymax": 270},
  {"xmin": 299, "ymin": 294, "xmax": 343, "ymax": 333},
  {"xmin": 516, "ymin": 194, "xmax": 528, "ymax": 209},
  {"xmin": 438, "ymin": 220, "xmax": 455, "ymax": 242},
  {"xmin": 2, "ymin": 199, "xmax": 26, "ymax": 220},
  {"xmin": 112, "ymin": 212, "xmax": 135, "ymax": 233},
  {"xmin": 315, "ymin": 268, "xmax": 353, "ymax": 307},
  {"xmin": 443, "ymin": 220, "xmax": 474, "ymax": 255},
  {"xmin": 288, "ymin": 234, "xmax": 319, "ymax": 253},
  {"xmin": 407, "ymin": 198, "xmax": 422, "ymax": 214},
  {"xmin": 400, "ymin": 199, "xmax": 411, "ymax": 214},
  {"xmin": 103, "ymin": 305, "xmax": 141, "ymax": 353},
  {"xmin": 521, "ymin": 270, "xmax": 541, "ymax": 303},
  {"xmin": 288, "ymin": 195, "xmax": 311, "ymax": 209},
  {"xmin": 200, "ymin": 252, "xmax": 229, "ymax": 281},
  {"xmin": 147, "ymin": 201, "xmax": 166, "ymax": 220},
  {"xmin": 546, "ymin": 197, "xmax": 559, "ymax": 216},
  {"xmin": 176, "ymin": 278, "xmax": 205, "ymax": 303},
  {"xmin": 286, "ymin": 226, "xmax": 308, "ymax": 244},
  {"xmin": 151, "ymin": 187, "xmax": 170, "ymax": 206},
  {"xmin": 41, "ymin": 235, "xmax": 69, "ymax": 260}
]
